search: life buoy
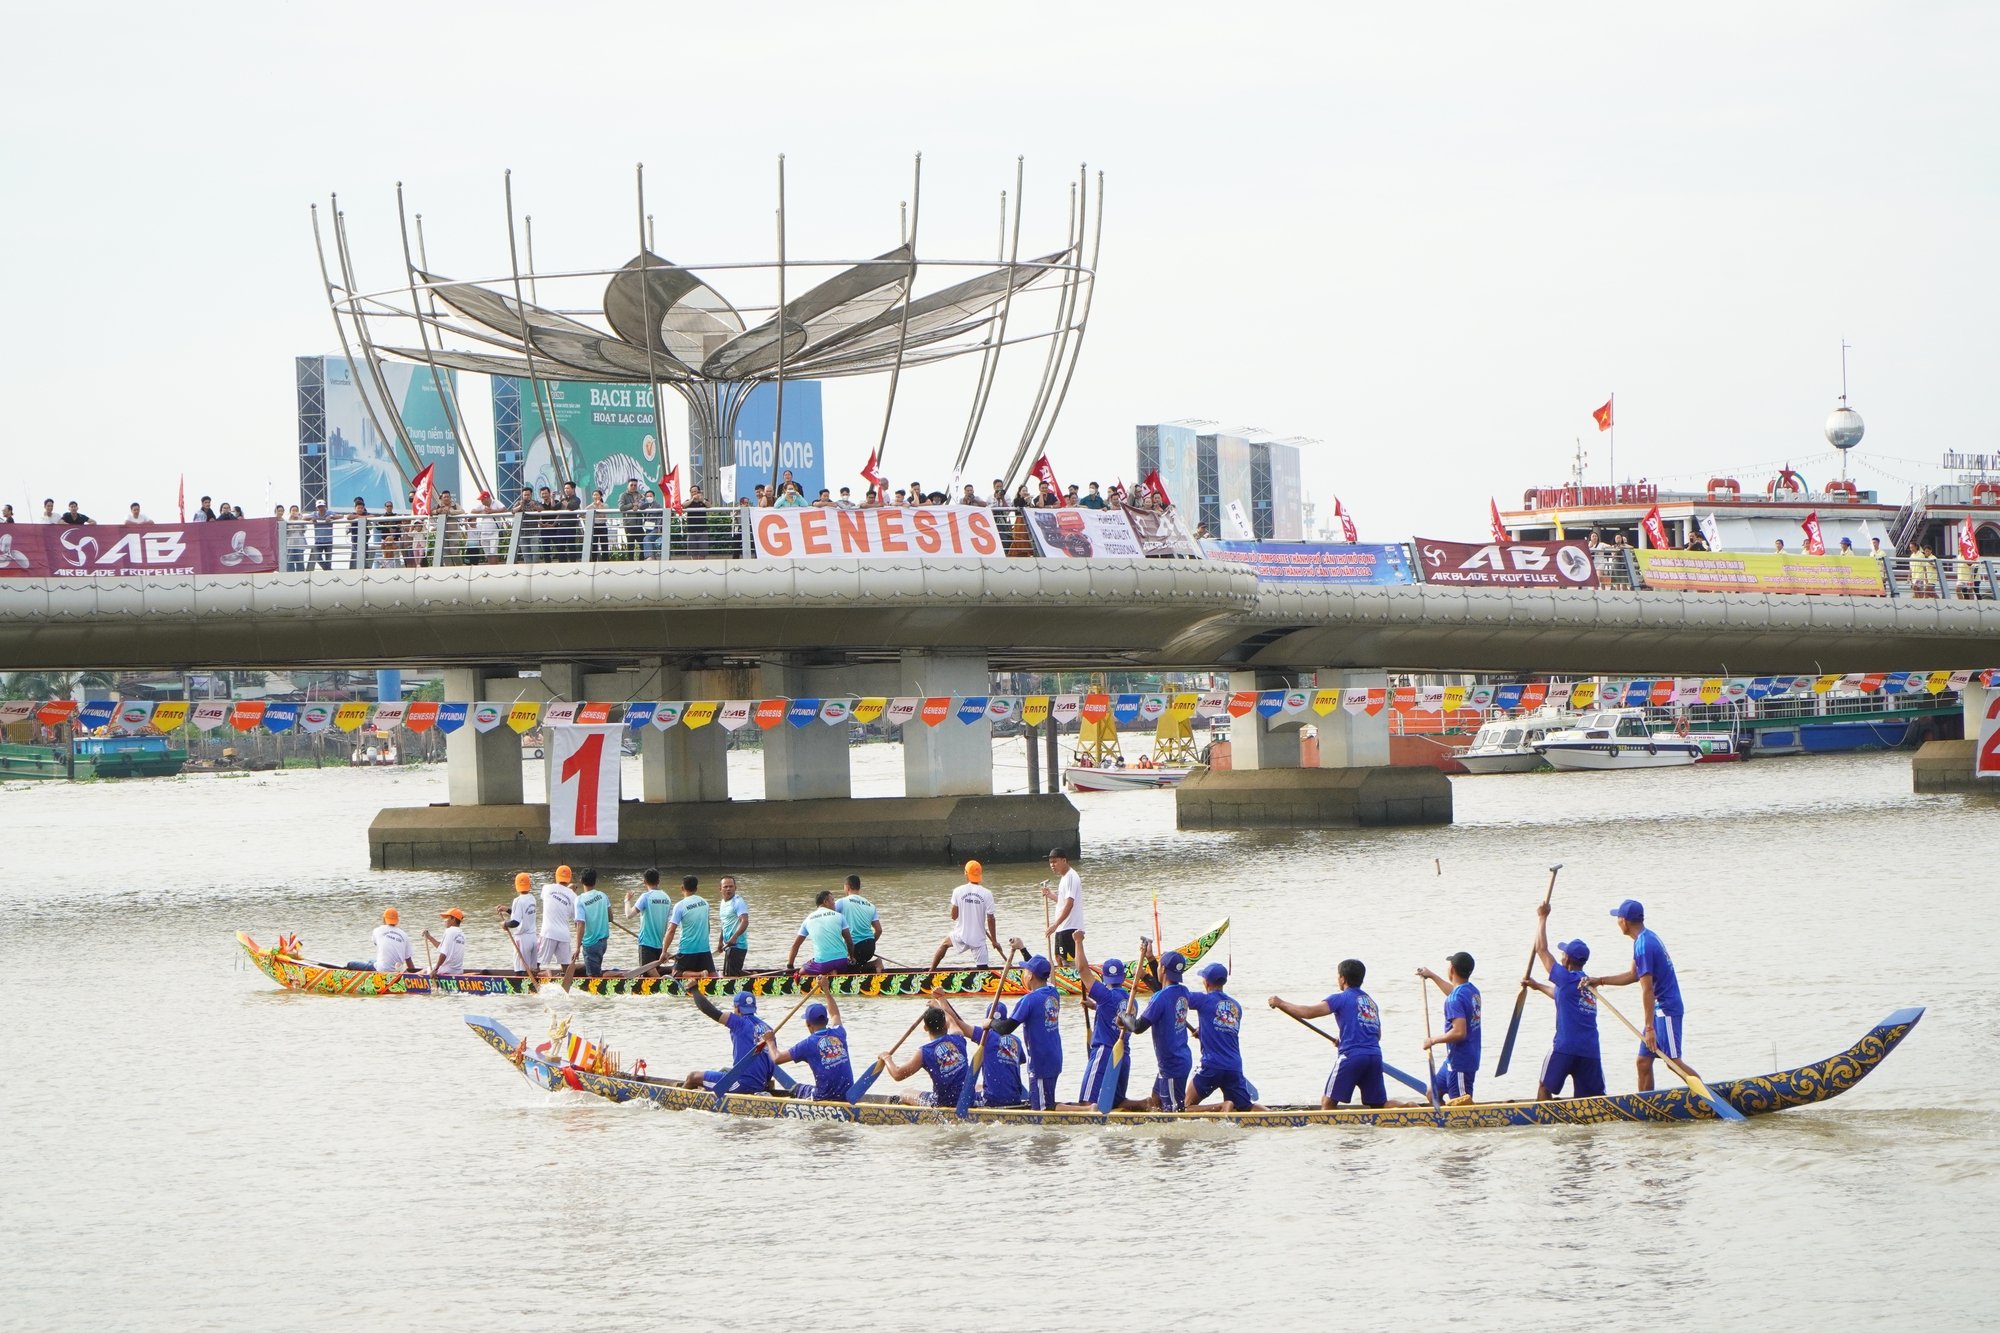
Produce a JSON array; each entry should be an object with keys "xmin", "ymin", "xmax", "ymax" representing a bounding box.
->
[
  {"xmin": 1646, "ymin": 743, "xmax": 1658, "ymax": 756},
  {"xmin": 1767, "ymin": 468, "xmax": 1806, "ymax": 497},
  {"xmin": 1706, "ymin": 477, "xmax": 1741, "ymax": 501},
  {"xmin": 1608, "ymin": 745, "xmax": 1622, "ymax": 758},
  {"xmin": 1974, "ymin": 481, "xmax": 2000, "ymax": 506},
  {"xmin": 1824, "ymin": 479, "xmax": 1860, "ymax": 502}
]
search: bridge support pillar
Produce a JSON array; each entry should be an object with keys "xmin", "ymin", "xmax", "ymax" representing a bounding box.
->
[
  {"xmin": 1224, "ymin": 669, "xmax": 1301, "ymax": 769},
  {"xmin": 761, "ymin": 656, "xmax": 853, "ymax": 801},
  {"xmin": 1312, "ymin": 669, "xmax": 1393, "ymax": 768},
  {"xmin": 900, "ymin": 649, "xmax": 994, "ymax": 796},
  {"xmin": 639, "ymin": 665, "xmax": 739, "ymax": 804},
  {"xmin": 443, "ymin": 667, "xmax": 523, "ymax": 807},
  {"xmin": 1913, "ymin": 680, "xmax": 1989, "ymax": 793}
]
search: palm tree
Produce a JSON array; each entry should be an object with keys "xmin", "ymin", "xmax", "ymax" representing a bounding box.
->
[{"xmin": 1, "ymin": 671, "xmax": 115, "ymax": 700}]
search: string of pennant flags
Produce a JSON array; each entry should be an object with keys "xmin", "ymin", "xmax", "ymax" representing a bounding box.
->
[{"xmin": 4, "ymin": 670, "xmax": 1991, "ymax": 738}]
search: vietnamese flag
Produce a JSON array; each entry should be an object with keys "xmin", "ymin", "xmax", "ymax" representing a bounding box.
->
[{"xmin": 1592, "ymin": 398, "xmax": 1614, "ymax": 432}]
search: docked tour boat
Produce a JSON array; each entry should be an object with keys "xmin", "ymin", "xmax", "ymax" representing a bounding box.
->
[
  {"xmin": 1535, "ymin": 709, "xmax": 1703, "ymax": 770},
  {"xmin": 1451, "ymin": 712, "xmax": 1564, "ymax": 774},
  {"xmin": 1064, "ymin": 763, "xmax": 1193, "ymax": 792}
]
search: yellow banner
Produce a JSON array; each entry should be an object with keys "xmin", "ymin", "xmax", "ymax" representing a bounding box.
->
[
  {"xmin": 1927, "ymin": 670, "xmax": 1952, "ymax": 695},
  {"xmin": 1633, "ymin": 551, "xmax": 1886, "ymax": 596},
  {"xmin": 1699, "ymin": 678, "xmax": 1723, "ymax": 704},
  {"xmin": 1441, "ymin": 685, "xmax": 1467, "ymax": 712},
  {"xmin": 506, "ymin": 702, "xmax": 542, "ymax": 734},
  {"xmin": 334, "ymin": 702, "xmax": 371, "ymax": 733},
  {"xmin": 151, "ymin": 701, "xmax": 189, "ymax": 730},
  {"xmin": 1570, "ymin": 681, "xmax": 1597, "ymax": 709},
  {"xmin": 1814, "ymin": 674, "xmax": 1841, "ymax": 694},
  {"xmin": 850, "ymin": 697, "xmax": 886, "ymax": 725},
  {"xmin": 1020, "ymin": 695, "xmax": 1050, "ymax": 728},
  {"xmin": 1167, "ymin": 692, "xmax": 1200, "ymax": 721},
  {"xmin": 1311, "ymin": 689, "xmax": 1341, "ymax": 715},
  {"xmin": 682, "ymin": 701, "xmax": 719, "ymax": 730}
]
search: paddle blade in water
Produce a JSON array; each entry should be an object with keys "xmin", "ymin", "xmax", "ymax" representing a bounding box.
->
[
  {"xmin": 1495, "ymin": 986, "xmax": 1529, "ymax": 1078},
  {"xmin": 1096, "ymin": 1038, "xmax": 1125, "ymax": 1114},
  {"xmin": 1383, "ymin": 1061, "xmax": 1429, "ymax": 1096},
  {"xmin": 848, "ymin": 1058, "xmax": 885, "ymax": 1104}
]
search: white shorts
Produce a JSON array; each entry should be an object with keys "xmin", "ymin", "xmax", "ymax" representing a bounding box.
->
[
  {"xmin": 539, "ymin": 935, "xmax": 575, "ymax": 966},
  {"xmin": 942, "ymin": 935, "xmax": 991, "ymax": 968},
  {"xmin": 509, "ymin": 933, "xmax": 540, "ymax": 969}
]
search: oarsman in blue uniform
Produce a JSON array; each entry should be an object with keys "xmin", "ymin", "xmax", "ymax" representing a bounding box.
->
[
  {"xmin": 661, "ymin": 876, "xmax": 715, "ymax": 977},
  {"xmin": 1418, "ymin": 952, "xmax": 1482, "ymax": 1103},
  {"xmin": 1269, "ymin": 958, "xmax": 1386, "ymax": 1109},
  {"xmin": 1186, "ymin": 963, "xmax": 1260, "ymax": 1112},
  {"xmin": 623, "ymin": 869, "xmax": 671, "ymax": 973},
  {"xmin": 937, "ymin": 997, "xmax": 1028, "ymax": 1108},
  {"xmin": 837, "ymin": 874, "xmax": 883, "ymax": 973},
  {"xmin": 1523, "ymin": 901, "xmax": 1604, "ymax": 1099},
  {"xmin": 682, "ymin": 992, "xmax": 776, "ymax": 1094},
  {"xmin": 988, "ymin": 953, "xmax": 1065, "ymax": 1109},
  {"xmin": 1588, "ymin": 899, "xmax": 1688, "ymax": 1091},
  {"xmin": 772, "ymin": 991, "xmax": 853, "ymax": 1100},
  {"xmin": 1125, "ymin": 950, "xmax": 1193, "ymax": 1110},
  {"xmin": 1074, "ymin": 941, "xmax": 1140, "ymax": 1110},
  {"xmin": 877, "ymin": 1007, "xmax": 968, "ymax": 1106}
]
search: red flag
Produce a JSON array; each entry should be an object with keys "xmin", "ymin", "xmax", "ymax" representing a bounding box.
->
[
  {"xmin": 1107, "ymin": 479, "xmax": 1129, "ymax": 504},
  {"xmin": 1030, "ymin": 455, "xmax": 1063, "ymax": 505},
  {"xmin": 1333, "ymin": 496, "xmax": 1358, "ymax": 543},
  {"xmin": 1641, "ymin": 504, "xmax": 1667, "ymax": 549},
  {"xmin": 860, "ymin": 450, "xmax": 885, "ymax": 492},
  {"xmin": 177, "ymin": 474, "xmax": 185, "ymax": 523},
  {"xmin": 1592, "ymin": 398, "xmax": 1614, "ymax": 432},
  {"xmin": 1800, "ymin": 511, "xmax": 1825, "ymax": 556},
  {"xmin": 1489, "ymin": 498, "xmax": 1508, "ymax": 543},
  {"xmin": 1141, "ymin": 469, "xmax": 1171, "ymax": 508},
  {"xmin": 409, "ymin": 464, "xmax": 437, "ymax": 517},
  {"xmin": 1959, "ymin": 515, "xmax": 1980, "ymax": 562},
  {"xmin": 658, "ymin": 465, "xmax": 683, "ymax": 514}
]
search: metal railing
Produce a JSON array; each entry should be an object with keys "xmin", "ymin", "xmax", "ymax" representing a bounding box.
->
[{"xmin": 1881, "ymin": 555, "xmax": 1998, "ymax": 600}]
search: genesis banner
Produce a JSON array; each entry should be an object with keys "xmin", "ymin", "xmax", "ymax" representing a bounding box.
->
[
  {"xmin": 750, "ymin": 506, "xmax": 1006, "ymax": 560},
  {"xmin": 1199, "ymin": 541, "xmax": 1416, "ymax": 585},
  {"xmin": 0, "ymin": 520, "xmax": 281, "ymax": 578},
  {"xmin": 1412, "ymin": 538, "xmax": 1599, "ymax": 588},
  {"xmin": 1633, "ymin": 551, "xmax": 1887, "ymax": 596}
]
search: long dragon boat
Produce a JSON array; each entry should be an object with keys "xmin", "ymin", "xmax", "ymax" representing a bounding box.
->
[
  {"xmin": 235, "ymin": 919, "xmax": 1228, "ymax": 999},
  {"xmin": 464, "ymin": 1006, "xmax": 1923, "ymax": 1128}
]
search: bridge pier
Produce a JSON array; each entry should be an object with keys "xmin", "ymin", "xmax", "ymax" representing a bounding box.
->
[
  {"xmin": 1178, "ymin": 668, "xmax": 1452, "ymax": 829},
  {"xmin": 1913, "ymin": 680, "xmax": 1990, "ymax": 793},
  {"xmin": 443, "ymin": 667, "xmax": 523, "ymax": 806}
]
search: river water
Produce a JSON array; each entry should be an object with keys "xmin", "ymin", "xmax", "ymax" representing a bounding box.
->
[{"xmin": 2, "ymin": 748, "xmax": 1993, "ymax": 1329}]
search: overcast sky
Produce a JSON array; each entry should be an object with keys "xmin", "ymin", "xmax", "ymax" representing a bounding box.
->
[{"xmin": 4, "ymin": 2, "xmax": 1994, "ymax": 537}]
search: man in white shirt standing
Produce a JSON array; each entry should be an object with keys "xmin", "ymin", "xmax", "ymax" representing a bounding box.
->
[
  {"xmin": 931, "ymin": 860, "xmax": 1001, "ymax": 968},
  {"xmin": 424, "ymin": 907, "xmax": 468, "ymax": 976},
  {"xmin": 498, "ymin": 872, "xmax": 539, "ymax": 972},
  {"xmin": 1043, "ymin": 848, "xmax": 1085, "ymax": 965},
  {"xmin": 539, "ymin": 865, "xmax": 580, "ymax": 976},
  {"xmin": 371, "ymin": 907, "xmax": 417, "ymax": 973},
  {"xmin": 124, "ymin": 502, "xmax": 152, "ymax": 526}
]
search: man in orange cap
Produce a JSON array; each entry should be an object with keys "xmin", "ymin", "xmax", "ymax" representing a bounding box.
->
[
  {"xmin": 931, "ymin": 860, "xmax": 1001, "ymax": 968},
  {"xmin": 372, "ymin": 907, "xmax": 418, "ymax": 974},
  {"xmin": 497, "ymin": 872, "xmax": 539, "ymax": 973},
  {"xmin": 538, "ymin": 865, "xmax": 579, "ymax": 976},
  {"xmin": 424, "ymin": 908, "xmax": 468, "ymax": 976}
]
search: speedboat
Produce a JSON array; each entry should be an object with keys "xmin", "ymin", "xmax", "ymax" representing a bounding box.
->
[
  {"xmin": 1064, "ymin": 764, "xmax": 1193, "ymax": 792},
  {"xmin": 1451, "ymin": 712, "xmax": 1564, "ymax": 774},
  {"xmin": 1534, "ymin": 708, "xmax": 1701, "ymax": 770}
]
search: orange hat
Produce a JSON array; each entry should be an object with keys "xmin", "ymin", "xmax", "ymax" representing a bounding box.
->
[
  {"xmin": 381, "ymin": 907, "xmax": 400, "ymax": 925},
  {"xmin": 514, "ymin": 872, "xmax": 533, "ymax": 893},
  {"xmin": 555, "ymin": 865, "xmax": 573, "ymax": 885},
  {"xmin": 964, "ymin": 860, "xmax": 983, "ymax": 883},
  {"xmin": 439, "ymin": 907, "xmax": 465, "ymax": 922}
]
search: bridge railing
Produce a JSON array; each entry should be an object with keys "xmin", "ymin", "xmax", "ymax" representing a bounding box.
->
[{"xmin": 1880, "ymin": 554, "xmax": 1998, "ymax": 600}]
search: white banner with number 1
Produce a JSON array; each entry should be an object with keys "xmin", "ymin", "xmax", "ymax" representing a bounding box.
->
[{"xmin": 548, "ymin": 724, "xmax": 622, "ymax": 843}]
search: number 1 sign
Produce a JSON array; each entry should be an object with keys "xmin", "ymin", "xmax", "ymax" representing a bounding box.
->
[{"xmin": 549, "ymin": 725, "xmax": 623, "ymax": 842}]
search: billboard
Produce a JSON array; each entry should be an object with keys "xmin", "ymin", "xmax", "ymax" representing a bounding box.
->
[
  {"xmin": 1268, "ymin": 442, "xmax": 1304, "ymax": 540},
  {"xmin": 1137, "ymin": 423, "xmax": 1200, "ymax": 515},
  {"xmin": 731, "ymin": 381, "xmax": 826, "ymax": 502},
  {"xmin": 1633, "ymin": 551, "xmax": 1886, "ymax": 596},
  {"xmin": 0, "ymin": 520, "xmax": 280, "ymax": 578},
  {"xmin": 1201, "ymin": 540, "xmax": 1415, "ymax": 584},
  {"xmin": 749, "ymin": 506, "xmax": 1005, "ymax": 560},
  {"xmin": 1413, "ymin": 537, "xmax": 1600, "ymax": 588},
  {"xmin": 305, "ymin": 356, "xmax": 460, "ymax": 510},
  {"xmin": 495, "ymin": 378, "xmax": 662, "ymax": 500},
  {"xmin": 1213, "ymin": 433, "xmax": 1254, "ymax": 533},
  {"xmin": 1023, "ymin": 506, "xmax": 1145, "ymax": 559}
]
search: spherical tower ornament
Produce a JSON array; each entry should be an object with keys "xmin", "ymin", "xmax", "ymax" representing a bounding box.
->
[{"xmin": 1825, "ymin": 405, "xmax": 1865, "ymax": 451}]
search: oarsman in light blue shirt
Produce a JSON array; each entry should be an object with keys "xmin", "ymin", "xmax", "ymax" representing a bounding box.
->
[
  {"xmin": 662, "ymin": 875, "xmax": 715, "ymax": 977},
  {"xmin": 836, "ymin": 874, "xmax": 884, "ymax": 973},
  {"xmin": 787, "ymin": 889, "xmax": 853, "ymax": 976},
  {"xmin": 624, "ymin": 869, "xmax": 672, "ymax": 973},
  {"xmin": 717, "ymin": 875, "xmax": 750, "ymax": 976}
]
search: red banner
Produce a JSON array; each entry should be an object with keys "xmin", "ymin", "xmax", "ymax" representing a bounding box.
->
[
  {"xmin": 403, "ymin": 701, "xmax": 440, "ymax": 732},
  {"xmin": 1227, "ymin": 691, "xmax": 1258, "ymax": 718},
  {"xmin": 0, "ymin": 520, "xmax": 281, "ymax": 578},
  {"xmin": 1413, "ymin": 537, "xmax": 1600, "ymax": 588},
  {"xmin": 920, "ymin": 697, "xmax": 952, "ymax": 727},
  {"xmin": 1080, "ymin": 693, "xmax": 1110, "ymax": 724},
  {"xmin": 754, "ymin": 699, "xmax": 787, "ymax": 730}
]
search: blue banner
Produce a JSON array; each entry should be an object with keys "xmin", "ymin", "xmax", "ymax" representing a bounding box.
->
[
  {"xmin": 435, "ymin": 701, "xmax": 469, "ymax": 734},
  {"xmin": 1256, "ymin": 690, "xmax": 1285, "ymax": 718},
  {"xmin": 1493, "ymin": 683, "xmax": 1524, "ymax": 711},
  {"xmin": 1112, "ymin": 694, "xmax": 1142, "ymax": 725},
  {"xmin": 787, "ymin": 699, "xmax": 823, "ymax": 728},
  {"xmin": 77, "ymin": 699, "xmax": 118, "ymax": 729},
  {"xmin": 262, "ymin": 702, "xmax": 300, "ymax": 733},
  {"xmin": 1747, "ymin": 677, "xmax": 1778, "ymax": 700},
  {"xmin": 622, "ymin": 701, "xmax": 657, "ymax": 729},
  {"xmin": 1201, "ymin": 540, "xmax": 1415, "ymax": 585},
  {"xmin": 955, "ymin": 697, "xmax": 989, "ymax": 725}
]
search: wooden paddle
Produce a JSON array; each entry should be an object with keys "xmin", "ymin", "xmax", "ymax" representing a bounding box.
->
[
  {"xmin": 1419, "ymin": 977, "xmax": 1441, "ymax": 1107},
  {"xmin": 849, "ymin": 1002, "xmax": 934, "ymax": 1103},
  {"xmin": 1096, "ymin": 939, "xmax": 1148, "ymax": 1113},
  {"xmin": 1592, "ymin": 989, "xmax": 1746, "ymax": 1122},
  {"xmin": 501, "ymin": 924, "xmax": 539, "ymax": 993},
  {"xmin": 957, "ymin": 944, "xmax": 1021, "ymax": 1118},
  {"xmin": 714, "ymin": 982, "xmax": 818, "ymax": 1110},
  {"xmin": 1495, "ymin": 863, "xmax": 1562, "ymax": 1077},
  {"xmin": 1278, "ymin": 1009, "xmax": 1429, "ymax": 1095}
]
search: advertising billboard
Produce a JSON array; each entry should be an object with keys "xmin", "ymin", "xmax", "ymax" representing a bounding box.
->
[
  {"xmin": 731, "ymin": 381, "xmax": 826, "ymax": 501},
  {"xmin": 749, "ymin": 506, "xmax": 1005, "ymax": 560},
  {"xmin": 304, "ymin": 356, "xmax": 460, "ymax": 510},
  {"xmin": 1200, "ymin": 540, "xmax": 1415, "ymax": 584},
  {"xmin": 1633, "ymin": 551, "xmax": 1886, "ymax": 596},
  {"xmin": 0, "ymin": 520, "xmax": 280, "ymax": 578},
  {"xmin": 1137, "ymin": 423, "xmax": 1200, "ymax": 515},
  {"xmin": 495, "ymin": 378, "xmax": 663, "ymax": 500},
  {"xmin": 1413, "ymin": 538, "xmax": 1600, "ymax": 588},
  {"xmin": 1268, "ymin": 442, "xmax": 1304, "ymax": 540}
]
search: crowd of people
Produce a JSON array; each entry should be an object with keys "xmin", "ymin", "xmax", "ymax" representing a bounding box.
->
[{"xmin": 361, "ymin": 853, "xmax": 1698, "ymax": 1116}]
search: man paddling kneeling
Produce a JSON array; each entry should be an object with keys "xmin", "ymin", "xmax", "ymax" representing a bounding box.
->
[
  {"xmin": 1417, "ymin": 952, "xmax": 1482, "ymax": 1104},
  {"xmin": 1270, "ymin": 959, "xmax": 1386, "ymax": 1109},
  {"xmin": 682, "ymin": 992, "xmax": 778, "ymax": 1095}
]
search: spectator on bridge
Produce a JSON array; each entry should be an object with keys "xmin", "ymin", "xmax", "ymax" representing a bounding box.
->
[
  {"xmin": 1838, "ymin": 537, "xmax": 1854, "ymax": 555},
  {"xmin": 59, "ymin": 501, "xmax": 92, "ymax": 525},
  {"xmin": 775, "ymin": 482, "xmax": 806, "ymax": 508},
  {"xmin": 470, "ymin": 492, "xmax": 501, "ymax": 564},
  {"xmin": 347, "ymin": 497, "xmax": 370, "ymax": 568},
  {"xmin": 619, "ymin": 479, "xmax": 647, "ymax": 555},
  {"xmin": 125, "ymin": 502, "xmax": 152, "ymax": 526},
  {"xmin": 1012, "ymin": 483, "xmax": 1035, "ymax": 508},
  {"xmin": 836, "ymin": 487, "xmax": 857, "ymax": 509},
  {"xmin": 36, "ymin": 499, "xmax": 57, "ymax": 523},
  {"xmin": 990, "ymin": 478, "xmax": 1010, "ymax": 507},
  {"xmin": 191, "ymin": 496, "xmax": 215, "ymax": 522},
  {"xmin": 1035, "ymin": 481, "xmax": 1059, "ymax": 508},
  {"xmin": 1080, "ymin": 482, "xmax": 1107, "ymax": 510},
  {"xmin": 1065, "ymin": 484, "xmax": 1082, "ymax": 507},
  {"xmin": 1773, "ymin": 538, "xmax": 1787, "ymax": 553},
  {"xmin": 557, "ymin": 481, "xmax": 583, "ymax": 561},
  {"xmin": 906, "ymin": 479, "xmax": 924, "ymax": 503},
  {"xmin": 959, "ymin": 484, "xmax": 986, "ymax": 507},
  {"xmin": 1686, "ymin": 527, "xmax": 1710, "ymax": 552},
  {"xmin": 284, "ymin": 504, "xmax": 306, "ymax": 570},
  {"xmin": 1586, "ymin": 527, "xmax": 1603, "ymax": 550},
  {"xmin": 375, "ymin": 501, "xmax": 405, "ymax": 568},
  {"xmin": 812, "ymin": 488, "xmax": 836, "ymax": 508},
  {"xmin": 585, "ymin": 488, "xmax": 613, "ymax": 561},
  {"xmin": 1869, "ymin": 536, "xmax": 1884, "ymax": 557},
  {"xmin": 1, "ymin": 504, "xmax": 14, "ymax": 523},
  {"xmin": 310, "ymin": 502, "xmax": 334, "ymax": 570}
]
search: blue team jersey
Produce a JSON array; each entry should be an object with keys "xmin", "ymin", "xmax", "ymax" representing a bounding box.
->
[
  {"xmin": 835, "ymin": 895, "xmax": 878, "ymax": 943},
  {"xmin": 668, "ymin": 897, "xmax": 711, "ymax": 953},
  {"xmin": 1088, "ymin": 980, "xmax": 1128, "ymax": 1048},
  {"xmin": 1187, "ymin": 990, "xmax": 1245, "ymax": 1075},
  {"xmin": 1633, "ymin": 929, "xmax": 1684, "ymax": 1014},
  {"xmin": 972, "ymin": 1025, "xmax": 1027, "ymax": 1105},
  {"xmin": 574, "ymin": 890, "xmax": 611, "ymax": 946},
  {"xmin": 1010, "ymin": 984, "xmax": 1064, "ymax": 1076},
  {"xmin": 920, "ymin": 1033, "xmax": 969, "ymax": 1105},
  {"xmin": 1141, "ymin": 983, "xmax": 1192, "ymax": 1077},
  {"xmin": 797, "ymin": 907, "xmax": 848, "ymax": 963},
  {"xmin": 633, "ymin": 890, "xmax": 672, "ymax": 949},
  {"xmin": 724, "ymin": 1011, "xmax": 774, "ymax": 1084},
  {"xmin": 1547, "ymin": 963, "xmax": 1601, "ymax": 1057},
  {"xmin": 1322, "ymin": 988, "xmax": 1382, "ymax": 1056},
  {"xmin": 788, "ymin": 1025, "xmax": 853, "ymax": 1099},
  {"xmin": 1443, "ymin": 982, "xmax": 1482, "ymax": 1071}
]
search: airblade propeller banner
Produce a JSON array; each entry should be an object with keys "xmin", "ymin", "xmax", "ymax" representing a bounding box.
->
[{"xmin": 1412, "ymin": 537, "xmax": 1600, "ymax": 588}]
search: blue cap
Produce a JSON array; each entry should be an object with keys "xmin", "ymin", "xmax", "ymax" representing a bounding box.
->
[
  {"xmin": 1161, "ymin": 951, "xmax": 1187, "ymax": 978},
  {"xmin": 1610, "ymin": 899, "xmax": 1645, "ymax": 923},
  {"xmin": 1100, "ymin": 958, "xmax": 1126, "ymax": 984},
  {"xmin": 1199, "ymin": 962, "xmax": 1228, "ymax": 984},
  {"xmin": 804, "ymin": 1002, "xmax": 828, "ymax": 1025},
  {"xmin": 1026, "ymin": 955, "xmax": 1052, "ymax": 978},
  {"xmin": 732, "ymin": 993, "xmax": 757, "ymax": 1016},
  {"xmin": 1561, "ymin": 939, "xmax": 1591, "ymax": 964}
]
